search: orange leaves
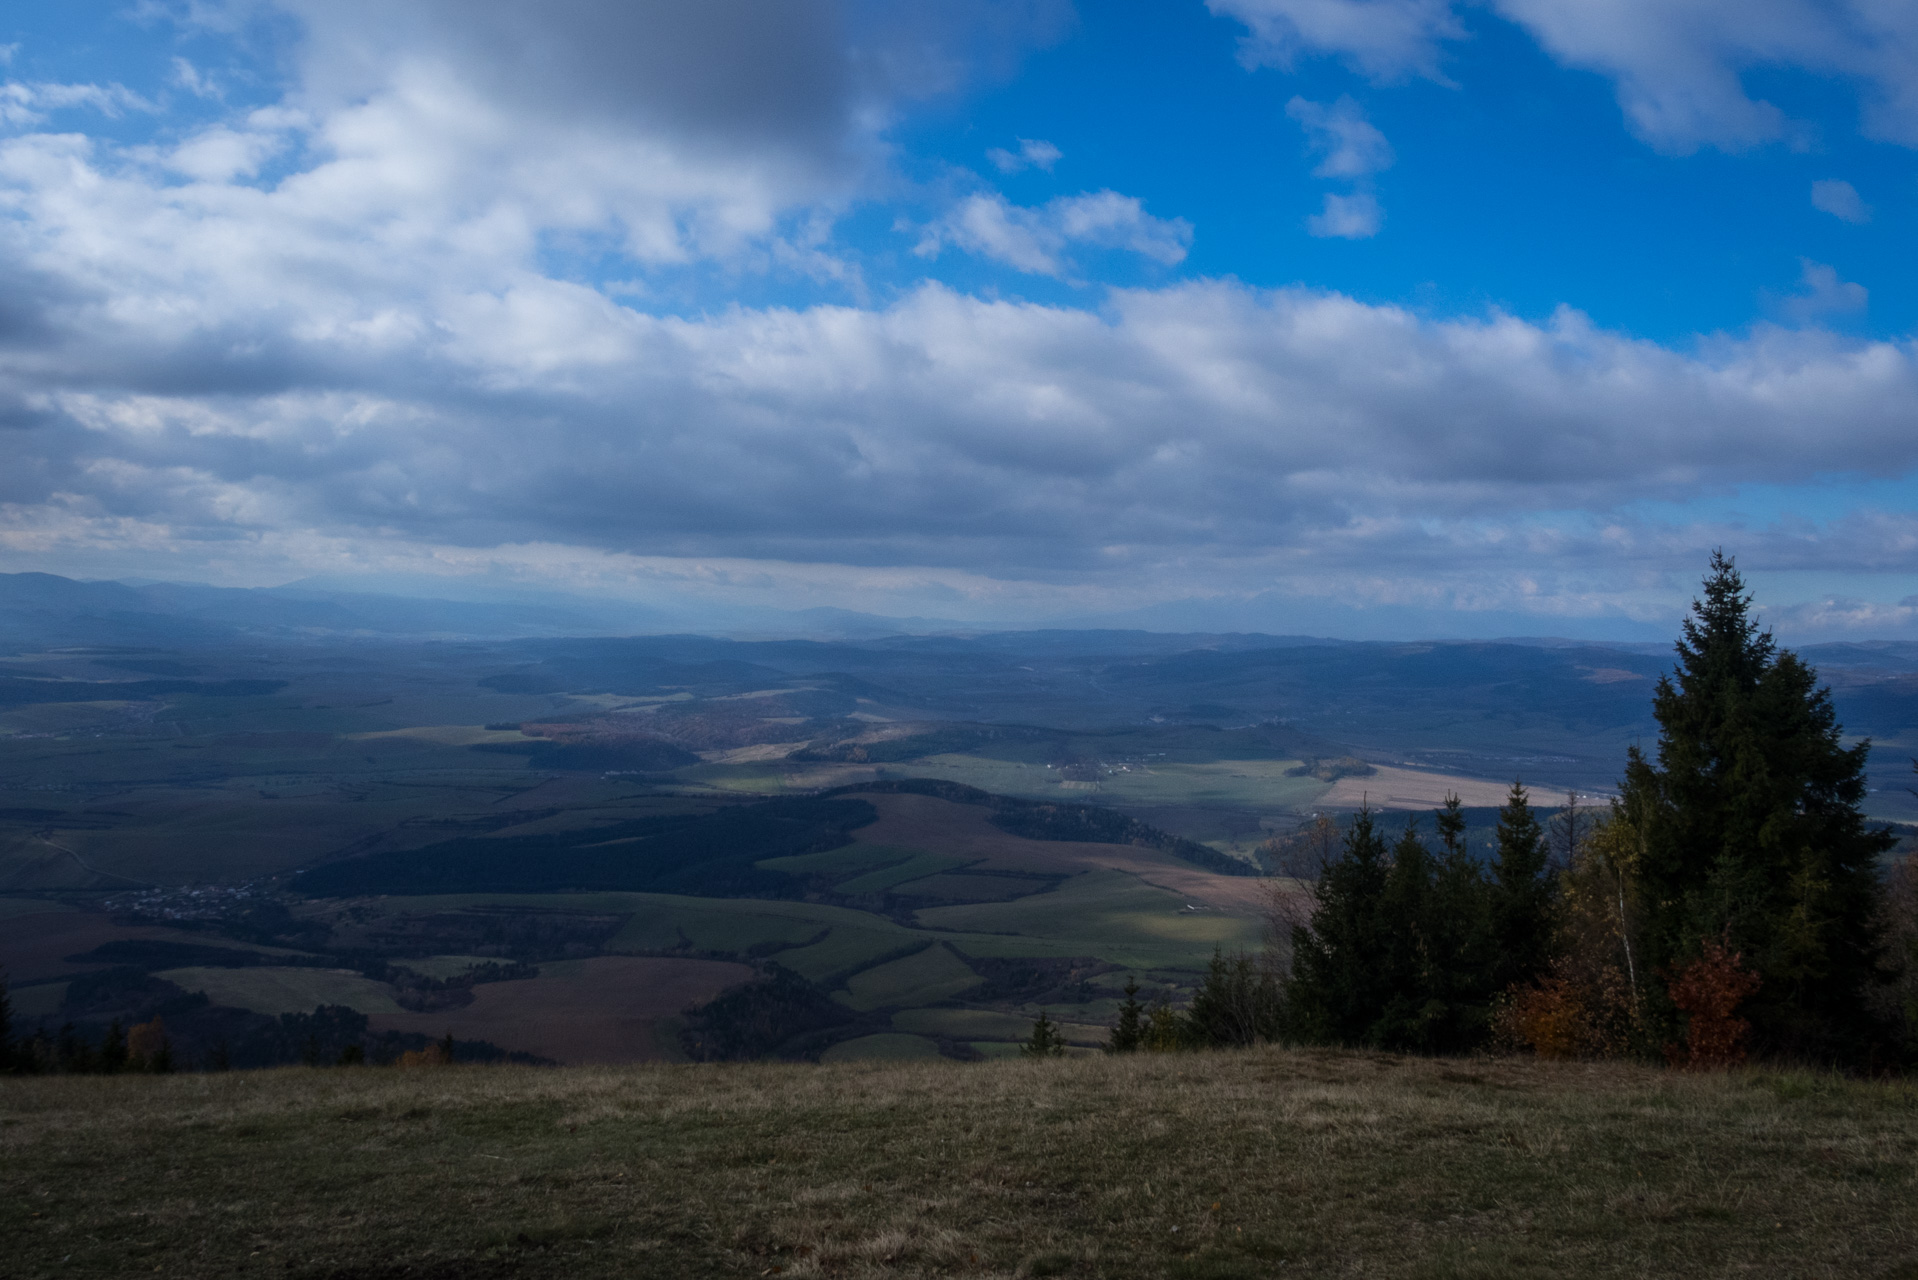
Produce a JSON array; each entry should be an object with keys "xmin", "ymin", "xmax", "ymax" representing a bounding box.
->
[{"xmin": 1663, "ymin": 937, "xmax": 1761, "ymax": 1071}]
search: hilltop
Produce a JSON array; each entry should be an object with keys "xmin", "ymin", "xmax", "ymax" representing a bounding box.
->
[{"xmin": 4, "ymin": 1047, "xmax": 1914, "ymax": 1279}]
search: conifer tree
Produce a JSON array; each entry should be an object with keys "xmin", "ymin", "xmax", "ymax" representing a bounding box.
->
[
  {"xmin": 1370, "ymin": 818, "xmax": 1438, "ymax": 1050},
  {"xmin": 1619, "ymin": 551, "xmax": 1893, "ymax": 1061},
  {"xmin": 1285, "ymin": 806, "xmax": 1392, "ymax": 1045},
  {"xmin": 1184, "ymin": 949, "xmax": 1283, "ymax": 1047},
  {"xmin": 100, "ymin": 1019, "xmax": 128, "ymax": 1074},
  {"xmin": 1106, "ymin": 977, "xmax": 1146, "ymax": 1053},
  {"xmin": 1022, "ymin": 1011, "xmax": 1067, "ymax": 1058},
  {"xmin": 1489, "ymin": 782, "xmax": 1553, "ymax": 994},
  {"xmin": 1428, "ymin": 794, "xmax": 1496, "ymax": 1050}
]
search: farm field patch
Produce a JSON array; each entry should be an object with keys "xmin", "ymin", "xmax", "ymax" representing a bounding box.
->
[
  {"xmin": 836, "ymin": 944, "xmax": 982, "ymax": 1012},
  {"xmin": 369, "ymin": 955, "xmax": 753, "ymax": 1064},
  {"xmin": 155, "ymin": 966, "xmax": 407, "ymax": 1017},
  {"xmin": 818, "ymin": 1031, "xmax": 943, "ymax": 1062}
]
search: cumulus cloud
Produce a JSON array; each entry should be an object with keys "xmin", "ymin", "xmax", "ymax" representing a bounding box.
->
[
  {"xmin": 0, "ymin": 0, "xmax": 1914, "ymax": 628},
  {"xmin": 1781, "ymin": 259, "xmax": 1869, "ymax": 319},
  {"xmin": 1811, "ymin": 178, "xmax": 1871, "ymax": 222},
  {"xmin": 987, "ymin": 137, "xmax": 1063, "ymax": 173},
  {"xmin": 1286, "ymin": 95, "xmax": 1394, "ymax": 177},
  {"xmin": 915, "ymin": 190, "xmax": 1193, "ymax": 276},
  {"xmin": 1208, "ymin": 0, "xmax": 1465, "ymax": 83},
  {"xmin": 0, "ymin": 80, "xmax": 155, "ymax": 127},
  {"xmin": 1306, "ymin": 191, "xmax": 1383, "ymax": 237},
  {"xmin": 1287, "ymin": 97, "xmax": 1389, "ymax": 237},
  {"xmin": 1213, "ymin": 0, "xmax": 1918, "ymax": 153}
]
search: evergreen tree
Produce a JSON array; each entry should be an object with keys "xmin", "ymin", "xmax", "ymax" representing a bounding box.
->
[
  {"xmin": 1370, "ymin": 819, "xmax": 1439, "ymax": 1050},
  {"xmin": 1106, "ymin": 978, "xmax": 1146, "ymax": 1053},
  {"xmin": 1184, "ymin": 949, "xmax": 1283, "ymax": 1048},
  {"xmin": 1619, "ymin": 551, "xmax": 1894, "ymax": 1061},
  {"xmin": 1427, "ymin": 794, "xmax": 1497, "ymax": 1050},
  {"xmin": 1022, "ymin": 1011, "xmax": 1067, "ymax": 1058},
  {"xmin": 1285, "ymin": 806, "xmax": 1392, "ymax": 1045},
  {"xmin": 1489, "ymin": 782, "xmax": 1554, "ymax": 994},
  {"xmin": 100, "ymin": 1019, "xmax": 128, "ymax": 1074}
]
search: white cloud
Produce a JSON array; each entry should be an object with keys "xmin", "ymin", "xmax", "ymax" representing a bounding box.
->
[
  {"xmin": 1213, "ymin": 0, "xmax": 1918, "ymax": 153},
  {"xmin": 0, "ymin": 80, "xmax": 156, "ymax": 127},
  {"xmin": 170, "ymin": 58, "xmax": 221, "ymax": 100},
  {"xmin": 1306, "ymin": 190, "xmax": 1383, "ymax": 237},
  {"xmin": 1782, "ymin": 258, "xmax": 1868, "ymax": 319},
  {"xmin": 915, "ymin": 190, "xmax": 1192, "ymax": 276},
  {"xmin": 1811, "ymin": 178, "xmax": 1871, "ymax": 222},
  {"xmin": 1208, "ymin": 0, "xmax": 1465, "ymax": 83},
  {"xmin": 987, "ymin": 137, "xmax": 1063, "ymax": 173},
  {"xmin": 1286, "ymin": 95, "xmax": 1394, "ymax": 177},
  {"xmin": 0, "ymin": 1, "xmax": 1915, "ymax": 629}
]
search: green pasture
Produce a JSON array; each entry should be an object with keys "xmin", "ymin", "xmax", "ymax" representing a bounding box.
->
[
  {"xmin": 891, "ymin": 871, "xmax": 1048, "ymax": 902},
  {"xmin": 754, "ymin": 843, "xmax": 917, "ymax": 877},
  {"xmin": 155, "ymin": 966, "xmax": 405, "ymax": 1017},
  {"xmin": 916, "ymin": 870, "xmax": 1261, "ymax": 969},
  {"xmin": 836, "ymin": 944, "xmax": 982, "ymax": 1012},
  {"xmin": 816, "ymin": 1031, "xmax": 943, "ymax": 1062},
  {"xmin": 890, "ymin": 1006, "xmax": 1035, "ymax": 1041},
  {"xmin": 831, "ymin": 851, "xmax": 972, "ymax": 894}
]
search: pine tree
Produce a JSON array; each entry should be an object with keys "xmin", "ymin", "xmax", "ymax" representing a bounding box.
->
[
  {"xmin": 1620, "ymin": 550, "xmax": 1894, "ymax": 1062},
  {"xmin": 1184, "ymin": 949, "xmax": 1282, "ymax": 1048},
  {"xmin": 1370, "ymin": 818, "xmax": 1438, "ymax": 1050},
  {"xmin": 1106, "ymin": 978, "xmax": 1146, "ymax": 1053},
  {"xmin": 1285, "ymin": 806, "xmax": 1392, "ymax": 1045},
  {"xmin": 1022, "ymin": 1011, "xmax": 1067, "ymax": 1058},
  {"xmin": 100, "ymin": 1019, "xmax": 128, "ymax": 1074},
  {"xmin": 1489, "ymin": 781, "xmax": 1553, "ymax": 994},
  {"xmin": 1428, "ymin": 793, "xmax": 1496, "ymax": 1050}
]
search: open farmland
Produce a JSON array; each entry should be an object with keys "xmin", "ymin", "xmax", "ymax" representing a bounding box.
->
[
  {"xmin": 369, "ymin": 956, "xmax": 755, "ymax": 1064},
  {"xmin": 5, "ymin": 616, "xmax": 1914, "ymax": 1073},
  {"xmin": 4, "ymin": 1048, "xmax": 1915, "ymax": 1279}
]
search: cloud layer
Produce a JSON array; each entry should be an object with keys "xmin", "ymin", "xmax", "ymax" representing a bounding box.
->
[{"xmin": 0, "ymin": 0, "xmax": 1913, "ymax": 635}]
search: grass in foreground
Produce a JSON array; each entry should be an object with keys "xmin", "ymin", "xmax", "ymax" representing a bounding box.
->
[{"xmin": 2, "ymin": 1048, "xmax": 1915, "ymax": 1279}]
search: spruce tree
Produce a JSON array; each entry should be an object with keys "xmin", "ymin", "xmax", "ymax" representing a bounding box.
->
[
  {"xmin": 1370, "ymin": 818, "xmax": 1439, "ymax": 1051},
  {"xmin": 1489, "ymin": 782, "xmax": 1553, "ymax": 994},
  {"xmin": 1619, "ymin": 551, "xmax": 1893, "ymax": 1061},
  {"xmin": 100, "ymin": 1019, "xmax": 127, "ymax": 1074},
  {"xmin": 1106, "ymin": 977, "xmax": 1146, "ymax": 1053},
  {"xmin": 1428, "ymin": 794, "xmax": 1496, "ymax": 1050},
  {"xmin": 1184, "ymin": 949, "xmax": 1282, "ymax": 1048},
  {"xmin": 1022, "ymin": 1011, "xmax": 1067, "ymax": 1058},
  {"xmin": 1285, "ymin": 806, "xmax": 1392, "ymax": 1045}
]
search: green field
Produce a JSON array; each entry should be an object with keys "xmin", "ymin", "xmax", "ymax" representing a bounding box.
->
[
  {"xmin": 917, "ymin": 870, "xmax": 1262, "ymax": 963},
  {"xmin": 5, "ymin": 1049, "xmax": 1914, "ymax": 1279},
  {"xmin": 154, "ymin": 966, "xmax": 407, "ymax": 1017},
  {"xmin": 836, "ymin": 945, "xmax": 983, "ymax": 1012},
  {"xmin": 817, "ymin": 1032, "xmax": 944, "ymax": 1062}
]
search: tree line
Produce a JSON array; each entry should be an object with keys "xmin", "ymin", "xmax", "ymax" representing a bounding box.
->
[{"xmin": 1083, "ymin": 554, "xmax": 1917, "ymax": 1069}]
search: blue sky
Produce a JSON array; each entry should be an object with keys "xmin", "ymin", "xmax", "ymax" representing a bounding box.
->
[{"xmin": 0, "ymin": 1, "xmax": 1915, "ymax": 638}]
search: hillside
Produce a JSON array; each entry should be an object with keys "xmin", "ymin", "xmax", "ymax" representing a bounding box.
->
[{"xmin": 3, "ymin": 1048, "xmax": 1914, "ymax": 1278}]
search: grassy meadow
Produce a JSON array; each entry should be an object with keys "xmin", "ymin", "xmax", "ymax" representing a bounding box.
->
[{"xmin": 4, "ymin": 1048, "xmax": 1915, "ymax": 1279}]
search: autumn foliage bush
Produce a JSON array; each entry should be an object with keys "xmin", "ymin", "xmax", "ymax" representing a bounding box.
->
[{"xmin": 1662, "ymin": 937, "xmax": 1762, "ymax": 1071}]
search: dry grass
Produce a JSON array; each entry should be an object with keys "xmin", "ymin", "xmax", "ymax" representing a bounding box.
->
[{"xmin": 2, "ymin": 1048, "xmax": 1915, "ymax": 1279}]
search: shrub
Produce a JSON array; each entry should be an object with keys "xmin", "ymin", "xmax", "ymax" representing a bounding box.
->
[{"xmin": 1663, "ymin": 937, "xmax": 1762, "ymax": 1071}]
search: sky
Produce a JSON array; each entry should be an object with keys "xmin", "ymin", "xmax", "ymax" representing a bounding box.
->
[{"xmin": 0, "ymin": 0, "xmax": 1916, "ymax": 640}]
